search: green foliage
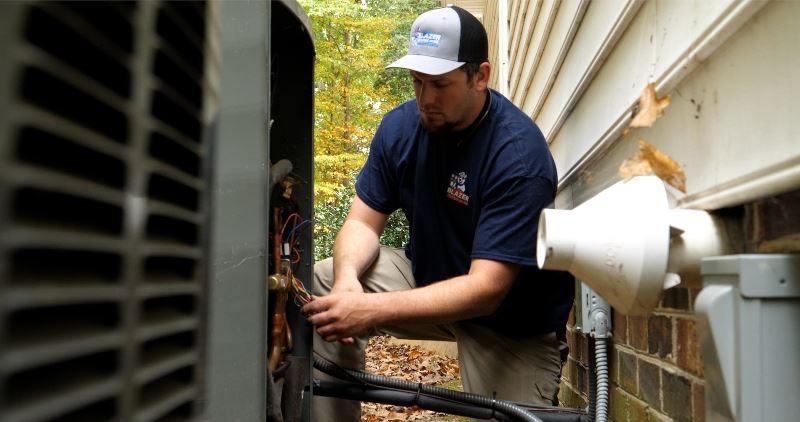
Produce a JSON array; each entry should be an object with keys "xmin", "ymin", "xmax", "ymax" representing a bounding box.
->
[
  {"xmin": 302, "ymin": 0, "xmax": 439, "ymax": 205},
  {"xmin": 381, "ymin": 205, "xmax": 410, "ymax": 250},
  {"xmin": 313, "ymin": 179, "xmax": 409, "ymax": 262},
  {"xmin": 313, "ymin": 181, "xmax": 354, "ymax": 263},
  {"xmin": 301, "ymin": 0, "xmax": 437, "ymax": 260}
]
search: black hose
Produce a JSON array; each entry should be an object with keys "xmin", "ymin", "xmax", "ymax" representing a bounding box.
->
[
  {"xmin": 314, "ymin": 379, "xmax": 588, "ymax": 421},
  {"xmin": 314, "ymin": 355, "xmax": 544, "ymax": 422},
  {"xmin": 314, "ymin": 380, "xmax": 515, "ymax": 421}
]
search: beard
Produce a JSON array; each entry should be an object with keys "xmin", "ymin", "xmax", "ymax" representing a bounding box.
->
[{"xmin": 419, "ymin": 111, "xmax": 458, "ymax": 134}]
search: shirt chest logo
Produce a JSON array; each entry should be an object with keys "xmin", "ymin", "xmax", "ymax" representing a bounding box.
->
[{"xmin": 446, "ymin": 171, "xmax": 470, "ymax": 206}]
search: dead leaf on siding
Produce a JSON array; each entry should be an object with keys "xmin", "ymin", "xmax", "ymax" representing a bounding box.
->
[
  {"xmin": 630, "ymin": 82, "xmax": 670, "ymax": 128},
  {"xmin": 758, "ymin": 233, "xmax": 800, "ymax": 253},
  {"xmin": 619, "ymin": 139, "xmax": 687, "ymax": 192}
]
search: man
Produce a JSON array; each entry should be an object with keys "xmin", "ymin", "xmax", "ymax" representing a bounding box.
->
[{"xmin": 303, "ymin": 5, "xmax": 574, "ymax": 421}]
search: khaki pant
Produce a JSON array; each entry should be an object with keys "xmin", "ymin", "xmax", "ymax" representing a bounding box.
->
[{"xmin": 312, "ymin": 247, "xmax": 562, "ymax": 422}]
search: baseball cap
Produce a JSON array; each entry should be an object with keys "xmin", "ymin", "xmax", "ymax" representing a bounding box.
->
[{"xmin": 386, "ymin": 5, "xmax": 488, "ymax": 76}]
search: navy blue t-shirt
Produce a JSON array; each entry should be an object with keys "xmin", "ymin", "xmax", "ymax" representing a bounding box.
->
[{"xmin": 356, "ymin": 89, "xmax": 574, "ymax": 338}]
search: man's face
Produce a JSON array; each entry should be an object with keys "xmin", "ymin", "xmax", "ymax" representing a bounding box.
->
[{"xmin": 410, "ymin": 68, "xmax": 481, "ymax": 134}]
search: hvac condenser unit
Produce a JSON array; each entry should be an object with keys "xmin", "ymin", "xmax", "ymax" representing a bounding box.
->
[{"xmin": 0, "ymin": 1, "xmax": 315, "ymax": 421}]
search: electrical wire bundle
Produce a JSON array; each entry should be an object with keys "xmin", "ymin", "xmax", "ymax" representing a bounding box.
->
[
  {"xmin": 279, "ymin": 212, "xmax": 313, "ymax": 306},
  {"xmin": 291, "ymin": 275, "xmax": 312, "ymax": 306},
  {"xmin": 268, "ymin": 176, "xmax": 312, "ymax": 371}
]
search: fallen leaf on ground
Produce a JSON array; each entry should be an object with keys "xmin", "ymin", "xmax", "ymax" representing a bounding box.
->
[
  {"xmin": 619, "ymin": 139, "xmax": 686, "ymax": 192},
  {"xmin": 361, "ymin": 335, "xmax": 462, "ymax": 421}
]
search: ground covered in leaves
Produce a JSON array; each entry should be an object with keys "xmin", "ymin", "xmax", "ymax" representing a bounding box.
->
[{"xmin": 361, "ymin": 335, "xmax": 466, "ymax": 422}]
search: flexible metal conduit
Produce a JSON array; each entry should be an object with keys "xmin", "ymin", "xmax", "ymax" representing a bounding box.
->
[
  {"xmin": 593, "ymin": 337, "xmax": 610, "ymax": 422},
  {"xmin": 587, "ymin": 343, "xmax": 596, "ymax": 421},
  {"xmin": 313, "ymin": 356, "xmax": 545, "ymax": 422}
]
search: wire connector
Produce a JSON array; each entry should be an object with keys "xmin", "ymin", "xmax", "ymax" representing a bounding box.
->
[{"xmin": 591, "ymin": 308, "xmax": 611, "ymax": 339}]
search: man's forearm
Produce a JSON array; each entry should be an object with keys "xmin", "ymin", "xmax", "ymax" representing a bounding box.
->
[
  {"xmin": 331, "ymin": 218, "xmax": 381, "ymax": 291},
  {"xmin": 305, "ymin": 259, "xmax": 517, "ymax": 342},
  {"xmin": 365, "ymin": 259, "xmax": 516, "ymax": 327},
  {"xmin": 376, "ymin": 277, "xmax": 485, "ymax": 325}
]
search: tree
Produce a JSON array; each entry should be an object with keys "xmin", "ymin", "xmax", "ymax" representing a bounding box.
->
[
  {"xmin": 301, "ymin": 0, "xmax": 438, "ymax": 258},
  {"xmin": 313, "ymin": 178, "xmax": 412, "ymax": 263},
  {"xmin": 302, "ymin": 0, "xmax": 438, "ymax": 203},
  {"xmin": 303, "ymin": 1, "xmax": 387, "ymax": 203}
]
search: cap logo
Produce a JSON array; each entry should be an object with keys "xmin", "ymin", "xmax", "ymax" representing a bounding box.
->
[{"xmin": 412, "ymin": 30, "xmax": 442, "ymax": 48}]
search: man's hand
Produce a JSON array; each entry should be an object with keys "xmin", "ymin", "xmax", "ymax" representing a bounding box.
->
[
  {"xmin": 312, "ymin": 276, "xmax": 366, "ymax": 345},
  {"xmin": 330, "ymin": 276, "xmax": 364, "ymax": 295},
  {"xmin": 303, "ymin": 291, "xmax": 379, "ymax": 344}
]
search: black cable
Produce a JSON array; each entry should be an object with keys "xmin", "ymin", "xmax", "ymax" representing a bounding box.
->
[
  {"xmin": 313, "ymin": 354, "xmax": 544, "ymax": 422},
  {"xmin": 314, "ymin": 380, "xmax": 515, "ymax": 421},
  {"xmin": 314, "ymin": 379, "xmax": 588, "ymax": 422},
  {"xmin": 312, "ymin": 352, "xmax": 366, "ymax": 386},
  {"xmin": 492, "ymin": 391, "xmax": 498, "ymax": 420}
]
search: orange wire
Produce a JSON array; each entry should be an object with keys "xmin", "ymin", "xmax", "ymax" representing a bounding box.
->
[{"xmin": 280, "ymin": 213, "xmax": 302, "ymax": 241}]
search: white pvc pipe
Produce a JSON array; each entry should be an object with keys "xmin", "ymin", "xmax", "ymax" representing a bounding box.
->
[
  {"xmin": 536, "ymin": 209, "xmax": 575, "ymax": 270},
  {"xmin": 667, "ymin": 209, "xmax": 729, "ymax": 288},
  {"xmin": 538, "ymin": 176, "xmax": 671, "ymax": 315}
]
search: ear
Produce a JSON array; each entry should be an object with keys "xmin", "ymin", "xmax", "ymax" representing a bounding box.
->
[{"xmin": 475, "ymin": 62, "xmax": 491, "ymax": 91}]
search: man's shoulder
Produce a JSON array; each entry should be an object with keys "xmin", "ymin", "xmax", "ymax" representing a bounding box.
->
[
  {"xmin": 484, "ymin": 91, "xmax": 555, "ymax": 178},
  {"xmin": 490, "ymin": 91, "xmax": 543, "ymax": 138},
  {"xmin": 486, "ymin": 92, "xmax": 547, "ymax": 154}
]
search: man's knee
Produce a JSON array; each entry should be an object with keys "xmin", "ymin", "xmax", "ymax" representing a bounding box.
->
[{"xmin": 314, "ymin": 257, "xmax": 334, "ymax": 294}]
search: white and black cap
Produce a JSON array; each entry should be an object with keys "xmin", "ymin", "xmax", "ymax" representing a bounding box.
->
[{"xmin": 386, "ymin": 5, "xmax": 488, "ymax": 76}]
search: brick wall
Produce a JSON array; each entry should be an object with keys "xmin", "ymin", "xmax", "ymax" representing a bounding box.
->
[
  {"xmin": 559, "ymin": 287, "xmax": 705, "ymax": 422},
  {"xmin": 557, "ymin": 188, "xmax": 800, "ymax": 421}
]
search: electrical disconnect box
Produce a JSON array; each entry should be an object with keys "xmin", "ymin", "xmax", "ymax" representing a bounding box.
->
[
  {"xmin": 696, "ymin": 255, "xmax": 800, "ymax": 422},
  {"xmin": 579, "ymin": 283, "xmax": 612, "ymax": 338}
]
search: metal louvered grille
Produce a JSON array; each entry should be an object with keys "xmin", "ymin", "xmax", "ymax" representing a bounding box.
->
[{"xmin": 0, "ymin": 1, "xmax": 211, "ymax": 421}]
